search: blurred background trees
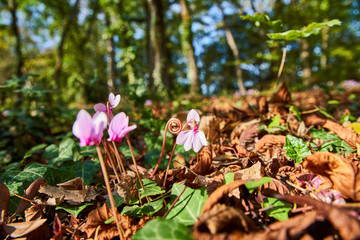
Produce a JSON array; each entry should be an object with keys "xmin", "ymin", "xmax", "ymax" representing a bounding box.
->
[{"xmin": 1, "ymin": 0, "xmax": 359, "ymax": 103}]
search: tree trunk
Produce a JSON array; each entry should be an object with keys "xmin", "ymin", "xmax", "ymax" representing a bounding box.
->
[
  {"xmin": 217, "ymin": 2, "xmax": 246, "ymax": 95},
  {"xmin": 300, "ymin": 38, "xmax": 312, "ymax": 86},
  {"xmin": 320, "ymin": 23, "xmax": 329, "ymax": 71},
  {"xmin": 105, "ymin": 14, "xmax": 116, "ymax": 91},
  {"xmin": 179, "ymin": 0, "xmax": 199, "ymax": 96},
  {"xmin": 146, "ymin": 1, "xmax": 154, "ymax": 89},
  {"xmin": 146, "ymin": 0, "xmax": 169, "ymax": 93},
  {"xmin": 8, "ymin": 0, "xmax": 23, "ymax": 77},
  {"xmin": 54, "ymin": 0, "xmax": 80, "ymax": 97}
]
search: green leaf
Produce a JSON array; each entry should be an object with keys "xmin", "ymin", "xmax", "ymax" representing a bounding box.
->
[
  {"xmin": 56, "ymin": 202, "xmax": 93, "ymax": 218},
  {"xmin": 132, "ymin": 218, "xmax": 193, "ymax": 240},
  {"xmin": 268, "ymin": 115, "xmax": 281, "ymax": 129},
  {"xmin": 224, "ymin": 172, "xmax": 234, "ymax": 184},
  {"xmin": 268, "ymin": 19, "xmax": 341, "ymax": 42},
  {"xmin": 42, "ymin": 144, "xmax": 59, "ymax": 160},
  {"xmin": 118, "ymin": 145, "xmax": 139, "ymax": 160},
  {"xmin": 106, "ymin": 195, "xmax": 125, "ymax": 208},
  {"xmin": 283, "ymin": 135, "xmax": 311, "ymax": 164},
  {"xmin": 327, "ymin": 100, "xmax": 340, "ymax": 105},
  {"xmin": 121, "ymin": 199, "xmax": 163, "ymax": 218},
  {"xmin": 1, "ymin": 162, "xmax": 75, "ymax": 185},
  {"xmin": 165, "ymin": 184, "xmax": 207, "ymax": 226},
  {"xmin": 74, "ymin": 160, "xmax": 100, "ymax": 185},
  {"xmin": 245, "ymin": 177, "xmax": 272, "ymax": 193},
  {"xmin": 58, "ymin": 138, "xmax": 75, "ymax": 161},
  {"xmin": 262, "ymin": 197, "xmax": 292, "ymax": 221},
  {"xmin": 138, "ymin": 179, "xmax": 165, "ymax": 198},
  {"xmin": 23, "ymin": 143, "xmax": 47, "ymax": 160}
]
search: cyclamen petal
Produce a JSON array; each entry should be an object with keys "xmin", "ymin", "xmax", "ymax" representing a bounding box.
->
[
  {"xmin": 108, "ymin": 112, "xmax": 136, "ymax": 142},
  {"xmin": 92, "ymin": 112, "xmax": 108, "ymax": 144},
  {"xmin": 197, "ymin": 130, "xmax": 208, "ymax": 146},
  {"xmin": 108, "ymin": 93, "xmax": 121, "ymax": 108},
  {"xmin": 176, "ymin": 131, "xmax": 190, "ymax": 145},
  {"xmin": 94, "ymin": 103, "xmax": 107, "ymax": 112},
  {"xmin": 193, "ymin": 134, "xmax": 202, "ymax": 152},
  {"xmin": 187, "ymin": 109, "xmax": 200, "ymax": 125},
  {"xmin": 184, "ymin": 131, "xmax": 195, "ymax": 151}
]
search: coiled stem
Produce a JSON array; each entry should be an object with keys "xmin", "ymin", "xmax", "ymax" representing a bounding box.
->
[{"xmin": 150, "ymin": 118, "xmax": 182, "ymax": 178}]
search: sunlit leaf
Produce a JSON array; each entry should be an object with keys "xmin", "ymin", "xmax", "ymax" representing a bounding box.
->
[
  {"xmin": 56, "ymin": 202, "xmax": 93, "ymax": 218},
  {"xmin": 245, "ymin": 177, "xmax": 272, "ymax": 193},
  {"xmin": 283, "ymin": 135, "xmax": 311, "ymax": 164},
  {"xmin": 262, "ymin": 197, "xmax": 292, "ymax": 221}
]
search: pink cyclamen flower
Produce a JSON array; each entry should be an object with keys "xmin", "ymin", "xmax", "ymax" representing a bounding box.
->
[
  {"xmin": 94, "ymin": 93, "xmax": 121, "ymax": 113},
  {"xmin": 176, "ymin": 109, "xmax": 208, "ymax": 152},
  {"xmin": 72, "ymin": 110, "xmax": 108, "ymax": 146},
  {"xmin": 108, "ymin": 112, "xmax": 137, "ymax": 142}
]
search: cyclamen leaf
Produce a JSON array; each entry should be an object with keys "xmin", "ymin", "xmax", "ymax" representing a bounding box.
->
[
  {"xmin": 56, "ymin": 202, "xmax": 93, "ymax": 218},
  {"xmin": 138, "ymin": 178, "xmax": 165, "ymax": 198},
  {"xmin": 262, "ymin": 197, "xmax": 292, "ymax": 221},
  {"xmin": 165, "ymin": 184, "xmax": 207, "ymax": 226},
  {"xmin": 283, "ymin": 135, "xmax": 311, "ymax": 164},
  {"xmin": 106, "ymin": 195, "xmax": 125, "ymax": 208},
  {"xmin": 132, "ymin": 218, "xmax": 193, "ymax": 240},
  {"xmin": 245, "ymin": 177, "xmax": 272, "ymax": 193},
  {"xmin": 23, "ymin": 144, "xmax": 47, "ymax": 160},
  {"xmin": 224, "ymin": 172, "xmax": 234, "ymax": 184},
  {"xmin": 121, "ymin": 199, "xmax": 163, "ymax": 218},
  {"xmin": 75, "ymin": 160, "xmax": 100, "ymax": 185}
]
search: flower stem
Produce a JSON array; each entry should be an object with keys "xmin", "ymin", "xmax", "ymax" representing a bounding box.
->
[
  {"xmin": 102, "ymin": 140, "xmax": 121, "ymax": 183},
  {"xmin": 112, "ymin": 141, "xmax": 126, "ymax": 174},
  {"xmin": 96, "ymin": 146, "xmax": 124, "ymax": 240},
  {"xmin": 150, "ymin": 118, "xmax": 182, "ymax": 178},
  {"xmin": 162, "ymin": 142, "xmax": 177, "ymax": 189},
  {"xmin": 125, "ymin": 135, "xmax": 150, "ymax": 203}
]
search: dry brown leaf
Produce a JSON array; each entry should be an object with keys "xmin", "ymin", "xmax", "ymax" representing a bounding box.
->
[
  {"xmin": 261, "ymin": 178, "xmax": 290, "ymax": 195},
  {"xmin": 199, "ymin": 115, "xmax": 220, "ymax": 142},
  {"xmin": 234, "ymin": 161, "xmax": 262, "ymax": 180},
  {"xmin": 276, "ymin": 195, "xmax": 360, "ymax": 240},
  {"xmin": 271, "ymin": 83, "xmax": 291, "ymax": 104},
  {"xmin": 116, "ymin": 174, "xmax": 138, "ymax": 204},
  {"xmin": 303, "ymin": 152, "xmax": 360, "ymax": 200},
  {"xmin": 257, "ymin": 96, "xmax": 268, "ymax": 115},
  {"xmin": 191, "ymin": 145, "xmax": 213, "ymax": 175},
  {"xmin": 25, "ymin": 205, "xmax": 43, "ymax": 221},
  {"xmin": 193, "ymin": 203, "xmax": 259, "ymax": 238},
  {"xmin": 2, "ymin": 219, "xmax": 47, "ymax": 238},
  {"xmin": 323, "ymin": 120, "xmax": 360, "ymax": 149},
  {"xmin": 38, "ymin": 184, "xmax": 98, "ymax": 205},
  {"xmin": 202, "ymin": 180, "xmax": 249, "ymax": 213},
  {"xmin": 302, "ymin": 114, "xmax": 327, "ymax": 127},
  {"xmin": 57, "ymin": 177, "xmax": 84, "ymax": 190},
  {"xmin": 0, "ymin": 182, "xmax": 9, "ymax": 224},
  {"xmin": 79, "ymin": 203, "xmax": 131, "ymax": 240},
  {"xmin": 255, "ymin": 135, "xmax": 286, "ymax": 154},
  {"xmin": 15, "ymin": 178, "xmax": 46, "ymax": 214}
]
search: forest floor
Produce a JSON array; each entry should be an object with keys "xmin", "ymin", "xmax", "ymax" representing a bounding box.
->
[{"xmin": 1, "ymin": 83, "xmax": 360, "ymax": 240}]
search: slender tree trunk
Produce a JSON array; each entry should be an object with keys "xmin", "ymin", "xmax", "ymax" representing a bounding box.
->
[
  {"xmin": 8, "ymin": 0, "xmax": 23, "ymax": 77},
  {"xmin": 300, "ymin": 38, "xmax": 312, "ymax": 86},
  {"xmin": 179, "ymin": 0, "xmax": 199, "ymax": 96},
  {"xmin": 320, "ymin": 22, "xmax": 329, "ymax": 71},
  {"xmin": 217, "ymin": 2, "xmax": 246, "ymax": 95},
  {"xmin": 105, "ymin": 14, "xmax": 116, "ymax": 91},
  {"xmin": 54, "ymin": 0, "xmax": 80, "ymax": 97},
  {"xmin": 146, "ymin": 1, "xmax": 155, "ymax": 89},
  {"xmin": 146, "ymin": 0, "xmax": 169, "ymax": 93}
]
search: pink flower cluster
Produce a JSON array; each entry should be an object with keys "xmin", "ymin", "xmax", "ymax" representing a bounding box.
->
[{"xmin": 72, "ymin": 93, "xmax": 136, "ymax": 146}]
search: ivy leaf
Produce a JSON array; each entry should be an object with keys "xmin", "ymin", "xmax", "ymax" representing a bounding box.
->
[
  {"xmin": 106, "ymin": 195, "xmax": 125, "ymax": 208},
  {"xmin": 245, "ymin": 177, "xmax": 272, "ymax": 193},
  {"xmin": 74, "ymin": 160, "xmax": 100, "ymax": 185},
  {"xmin": 165, "ymin": 184, "xmax": 207, "ymax": 226},
  {"xmin": 58, "ymin": 138, "xmax": 75, "ymax": 161},
  {"xmin": 132, "ymin": 218, "xmax": 193, "ymax": 240},
  {"xmin": 283, "ymin": 135, "xmax": 311, "ymax": 164},
  {"xmin": 22, "ymin": 144, "xmax": 47, "ymax": 160},
  {"xmin": 138, "ymin": 179, "xmax": 165, "ymax": 198},
  {"xmin": 121, "ymin": 199, "xmax": 163, "ymax": 218},
  {"xmin": 118, "ymin": 145, "xmax": 139, "ymax": 160},
  {"xmin": 262, "ymin": 197, "xmax": 292, "ymax": 221},
  {"xmin": 42, "ymin": 144, "xmax": 59, "ymax": 160},
  {"xmin": 56, "ymin": 202, "xmax": 93, "ymax": 218},
  {"xmin": 1, "ymin": 162, "xmax": 75, "ymax": 185}
]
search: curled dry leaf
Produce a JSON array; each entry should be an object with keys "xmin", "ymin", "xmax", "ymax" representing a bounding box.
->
[
  {"xmin": 79, "ymin": 203, "xmax": 132, "ymax": 240},
  {"xmin": 57, "ymin": 177, "xmax": 84, "ymax": 190},
  {"xmin": 261, "ymin": 178, "xmax": 290, "ymax": 196},
  {"xmin": 234, "ymin": 161, "xmax": 262, "ymax": 181},
  {"xmin": 191, "ymin": 145, "xmax": 213, "ymax": 175},
  {"xmin": 303, "ymin": 152, "xmax": 360, "ymax": 200},
  {"xmin": 2, "ymin": 219, "xmax": 48, "ymax": 238},
  {"xmin": 0, "ymin": 182, "xmax": 9, "ymax": 224},
  {"xmin": 15, "ymin": 178, "xmax": 46, "ymax": 215},
  {"xmin": 276, "ymin": 195, "xmax": 360, "ymax": 240},
  {"xmin": 193, "ymin": 203, "xmax": 259, "ymax": 239},
  {"xmin": 255, "ymin": 135, "xmax": 286, "ymax": 154},
  {"xmin": 271, "ymin": 83, "xmax": 291, "ymax": 104},
  {"xmin": 25, "ymin": 205, "xmax": 43, "ymax": 221},
  {"xmin": 199, "ymin": 115, "xmax": 220, "ymax": 142},
  {"xmin": 202, "ymin": 180, "xmax": 249, "ymax": 213},
  {"xmin": 302, "ymin": 114, "xmax": 327, "ymax": 127}
]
